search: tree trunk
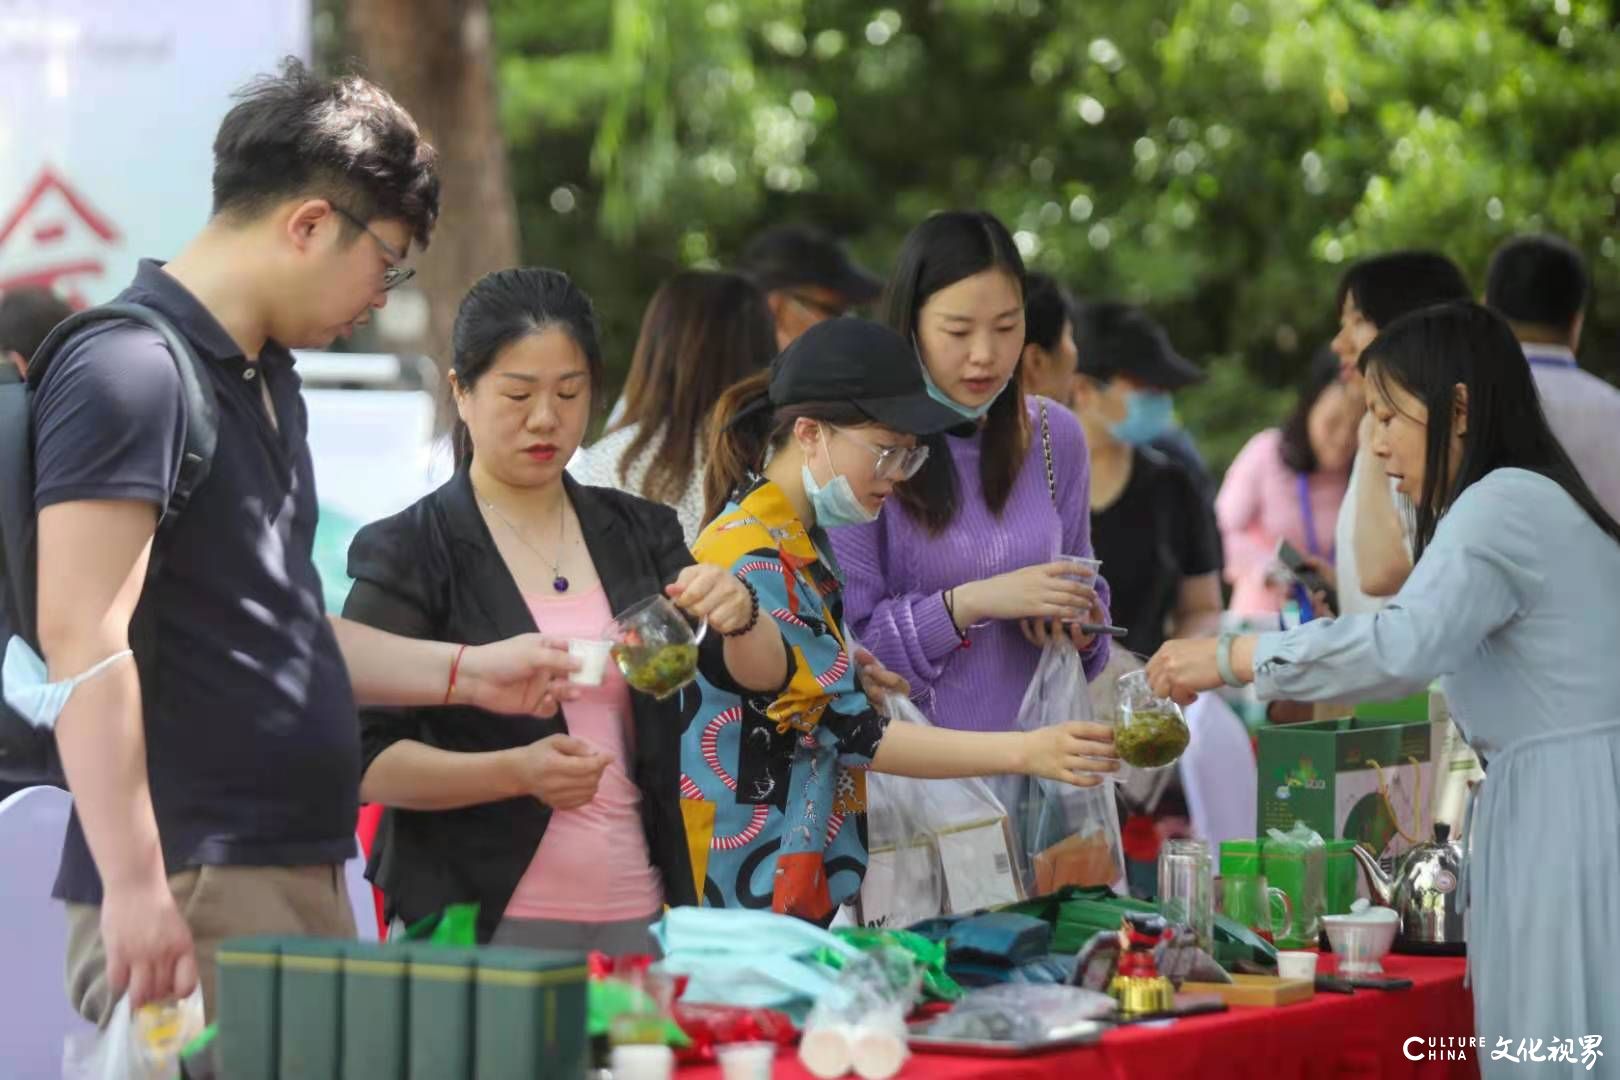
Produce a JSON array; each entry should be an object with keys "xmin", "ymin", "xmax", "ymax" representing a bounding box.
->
[{"xmin": 345, "ymin": 0, "xmax": 518, "ymax": 371}]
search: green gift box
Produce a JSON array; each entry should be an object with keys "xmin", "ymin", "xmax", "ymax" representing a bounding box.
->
[
  {"xmin": 1256, "ymin": 710, "xmax": 1444, "ymax": 867},
  {"xmin": 473, "ymin": 948, "xmax": 589, "ymax": 1080},
  {"xmin": 408, "ymin": 947, "xmax": 478, "ymax": 1080},
  {"xmin": 277, "ymin": 939, "xmax": 344, "ymax": 1080},
  {"xmin": 342, "ymin": 943, "xmax": 410, "ymax": 1080},
  {"xmin": 216, "ymin": 936, "xmax": 283, "ymax": 1080},
  {"xmin": 1217, "ymin": 839, "xmax": 1261, "ymax": 879}
]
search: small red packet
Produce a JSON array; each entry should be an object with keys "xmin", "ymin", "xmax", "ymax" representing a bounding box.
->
[{"xmin": 670, "ymin": 1003, "xmax": 796, "ymax": 1065}]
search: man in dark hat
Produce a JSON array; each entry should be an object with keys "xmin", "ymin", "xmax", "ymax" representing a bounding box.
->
[{"xmin": 736, "ymin": 224, "xmax": 884, "ymax": 350}]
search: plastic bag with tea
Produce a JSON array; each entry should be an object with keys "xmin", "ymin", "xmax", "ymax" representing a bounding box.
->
[
  {"xmin": 858, "ymin": 695, "xmax": 1019, "ymax": 924},
  {"xmin": 1012, "ymin": 639, "xmax": 1126, "ymax": 894}
]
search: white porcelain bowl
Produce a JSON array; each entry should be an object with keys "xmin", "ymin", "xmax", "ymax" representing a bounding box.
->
[{"xmin": 1321, "ymin": 913, "xmax": 1399, "ymax": 975}]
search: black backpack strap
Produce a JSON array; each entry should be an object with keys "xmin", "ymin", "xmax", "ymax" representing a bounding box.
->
[
  {"xmin": 0, "ymin": 378, "xmax": 34, "ymax": 641},
  {"xmin": 20, "ymin": 303, "xmax": 218, "ymax": 636},
  {"xmin": 30, "ymin": 302, "xmax": 218, "ymax": 523}
]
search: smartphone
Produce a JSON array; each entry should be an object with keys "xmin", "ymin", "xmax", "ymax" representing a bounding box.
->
[
  {"xmin": 1343, "ymin": 975, "xmax": 1413, "ymax": 991},
  {"xmin": 1313, "ymin": 975, "xmax": 1356, "ymax": 995},
  {"xmin": 1078, "ymin": 623, "xmax": 1129, "ymax": 638},
  {"xmin": 1275, "ymin": 539, "xmax": 1338, "ymax": 613}
]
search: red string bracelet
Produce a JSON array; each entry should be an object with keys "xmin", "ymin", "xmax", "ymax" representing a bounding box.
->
[{"xmin": 444, "ymin": 644, "xmax": 468, "ymax": 705}]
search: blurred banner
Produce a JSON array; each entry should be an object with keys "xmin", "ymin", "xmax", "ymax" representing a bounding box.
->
[
  {"xmin": 0, "ymin": 0, "xmax": 310, "ymax": 305},
  {"xmin": 300, "ymin": 370, "xmax": 453, "ymax": 612}
]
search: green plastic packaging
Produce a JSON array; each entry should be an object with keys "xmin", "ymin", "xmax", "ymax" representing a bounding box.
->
[
  {"xmin": 403, "ymin": 902, "xmax": 480, "ymax": 947},
  {"xmin": 816, "ymin": 928, "xmax": 963, "ymax": 1002}
]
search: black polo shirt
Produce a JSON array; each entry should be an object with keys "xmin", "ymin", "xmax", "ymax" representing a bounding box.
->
[{"xmin": 36, "ymin": 260, "xmax": 359, "ymax": 903}]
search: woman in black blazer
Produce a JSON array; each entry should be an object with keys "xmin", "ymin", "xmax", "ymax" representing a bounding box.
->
[{"xmin": 343, "ymin": 269, "xmax": 787, "ymax": 950}]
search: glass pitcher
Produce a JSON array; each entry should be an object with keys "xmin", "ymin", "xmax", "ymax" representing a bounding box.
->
[
  {"xmin": 606, "ymin": 595, "xmax": 708, "ymax": 700},
  {"xmin": 1114, "ymin": 669, "xmax": 1191, "ymax": 770},
  {"xmin": 1157, "ymin": 838, "xmax": 1214, "ymax": 952}
]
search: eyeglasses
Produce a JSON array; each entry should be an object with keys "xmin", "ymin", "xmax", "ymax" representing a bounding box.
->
[
  {"xmin": 330, "ymin": 205, "xmax": 416, "ymax": 292},
  {"xmin": 829, "ymin": 426, "xmax": 930, "ymax": 481}
]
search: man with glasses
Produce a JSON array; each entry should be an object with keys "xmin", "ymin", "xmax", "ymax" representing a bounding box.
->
[
  {"xmin": 25, "ymin": 60, "xmax": 583, "ymax": 1025},
  {"xmin": 735, "ymin": 224, "xmax": 884, "ymax": 351},
  {"xmin": 330, "ymin": 204, "xmax": 417, "ymax": 293}
]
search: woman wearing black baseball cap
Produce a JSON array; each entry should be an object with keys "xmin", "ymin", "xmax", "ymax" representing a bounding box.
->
[{"xmin": 678, "ymin": 317, "xmax": 1119, "ymax": 921}]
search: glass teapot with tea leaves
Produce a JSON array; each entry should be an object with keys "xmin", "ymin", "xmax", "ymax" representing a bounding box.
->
[
  {"xmin": 607, "ymin": 595, "xmax": 707, "ymax": 700},
  {"xmin": 1113, "ymin": 669, "xmax": 1191, "ymax": 770}
]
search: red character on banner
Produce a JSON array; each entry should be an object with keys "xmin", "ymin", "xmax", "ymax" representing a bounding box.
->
[{"xmin": 0, "ymin": 166, "xmax": 121, "ymax": 308}]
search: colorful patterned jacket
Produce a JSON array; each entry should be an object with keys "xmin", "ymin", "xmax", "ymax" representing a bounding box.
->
[{"xmin": 679, "ymin": 476, "xmax": 888, "ymax": 920}]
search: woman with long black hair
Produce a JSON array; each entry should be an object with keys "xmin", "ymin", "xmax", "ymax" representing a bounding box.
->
[
  {"xmin": 1149, "ymin": 301, "xmax": 1620, "ymax": 1073},
  {"xmin": 831, "ymin": 211, "xmax": 1112, "ymax": 811}
]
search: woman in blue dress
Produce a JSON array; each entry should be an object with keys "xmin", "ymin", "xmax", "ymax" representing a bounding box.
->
[{"xmin": 1149, "ymin": 302, "xmax": 1620, "ymax": 1076}]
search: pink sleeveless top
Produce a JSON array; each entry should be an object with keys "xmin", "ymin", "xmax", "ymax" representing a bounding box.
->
[{"xmin": 502, "ymin": 584, "xmax": 664, "ymax": 921}]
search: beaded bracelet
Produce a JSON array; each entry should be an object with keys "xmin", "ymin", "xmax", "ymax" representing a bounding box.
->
[{"xmin": 723, "ymin": 578, "xmax": 761, "ymax": 638}]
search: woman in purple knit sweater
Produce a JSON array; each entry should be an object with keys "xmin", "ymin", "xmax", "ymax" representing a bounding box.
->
[{"xmin": 831, "ymin": 211, "xmax": 1111, "ymax": 806}]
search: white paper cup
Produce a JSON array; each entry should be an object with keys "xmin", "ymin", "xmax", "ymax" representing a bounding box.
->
[
  {"xmin": 611, "ymin": 1043, "xmax": 675, "ymax": 1080},
  {"xmin": 1275, "ymin": 950, "xmax": 1319, "ymax": 981},
  {"xmin": 567, "ymin": 638, "xmax": 612, "ymax": 686},
  {"xmin": 717, "ymin": 1041, "xmax": 777, "ymax": 1080}
]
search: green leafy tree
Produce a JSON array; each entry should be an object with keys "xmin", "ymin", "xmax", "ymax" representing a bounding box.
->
[{"xmin": 492, "ymin": 0, "xmax": 1620, "ymax": 473}]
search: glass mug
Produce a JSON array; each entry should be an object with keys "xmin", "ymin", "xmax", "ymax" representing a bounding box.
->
[
  {"xmin": 1220, "ymin": 873, "xmax": 1294, "ymax": 943},
  {"xmin": 1157, "ymin": 838, "xmax": 1214, "ymax": 953},
  {"xmin": 607, "ymin": 595, "xmax": 708, "ymax": 700},
  {"xmin": 1115, "ymin": 669, "xmax": 1192, "ymax": 771}
]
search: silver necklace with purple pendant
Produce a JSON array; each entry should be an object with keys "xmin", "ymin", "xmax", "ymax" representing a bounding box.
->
[{"xmin": 481, "ymin": 492, "xmax": 571, "ymax": 593}]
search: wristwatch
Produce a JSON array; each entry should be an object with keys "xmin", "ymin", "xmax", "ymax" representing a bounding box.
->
[{"xmin": 1215, "ymin": 632, "xmax": 1245, "ymax": 688}]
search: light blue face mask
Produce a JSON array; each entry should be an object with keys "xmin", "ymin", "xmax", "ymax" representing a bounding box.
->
[
  {"xmin": 802, "ymin": 431, "xmax": 879, "ymax": 527},
  {"xmin": 802, "ymin": 464, "xmax": 878, "ymax": 527},
  {"xmin": 1108, "ymin": 389, "xmax": 1176, "ymax": 446},
  {"xmin": 3, "ymin": 636, "xmax": 132, "ymax": 731},
  {"xmin": 915, "ymin": 335, "xmax": 1010, "ymax": 422}
]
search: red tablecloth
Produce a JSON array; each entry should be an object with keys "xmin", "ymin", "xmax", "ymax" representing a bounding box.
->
[{"xmin": 678, "ymin": 955, "xmax": 1478, "ymax": 1080}]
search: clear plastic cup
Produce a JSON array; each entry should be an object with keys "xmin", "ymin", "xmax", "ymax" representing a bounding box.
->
[
  {"xmin": 1058, "ymin": 554, "xmax": 1102, "ymax": 580},
  {"xmin": 1058, "ymin": 555, "xmax": 1102, "ymax": 625}
]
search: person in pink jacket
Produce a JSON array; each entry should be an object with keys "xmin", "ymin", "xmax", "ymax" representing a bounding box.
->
[{"xmin": 1216, "ymin": 348, "xmax": 1358, "ymax": 616}]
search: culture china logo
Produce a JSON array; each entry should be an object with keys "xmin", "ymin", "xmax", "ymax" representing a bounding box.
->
[{"xmin": 1404, "ymin": 1035, "xmax": 1604, "ymax": 1070}]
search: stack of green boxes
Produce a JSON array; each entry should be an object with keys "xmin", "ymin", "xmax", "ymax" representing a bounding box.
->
[
  {"xmin": 1255, "ymin": 700, "xmax": 1442, "ymax": 868},
  {"xmin": 215, "ymin": 938, "xmax": 588, "ymax": 1080}
]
